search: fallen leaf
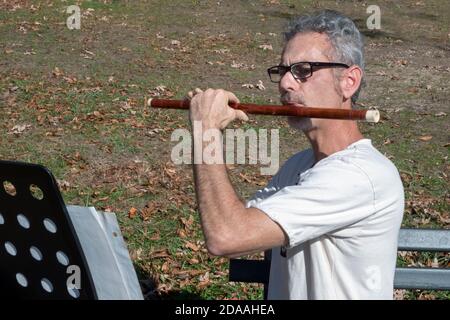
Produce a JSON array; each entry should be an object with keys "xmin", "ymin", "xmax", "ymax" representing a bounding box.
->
[
  {"xmin": 394, "ymin": 289, "xmax": 406, "ymax": 300},
  {"xmin": 431, "ymin": 257, "xmax": 439, "ymax": 268},
  {"xmin": 400, "ymin": 171, "xmax": 413, "ymax": 185},
  {"xmin": 52, "ymin": 67, "xmax": 63, "ymax": 77},
  {"xmin": 437, "ymin": 213, "xmax": 450, "ymax": 224},
  {"xmin": 149, "ymin": 230, "xmax": 160, "ymax": 240},
  {"xmin": 155, "ymin": 85, "xmax": 167, "ymax": 92},
  {"xmin": 255, "ymin": 80, "xmax": 265, "ymax": 91},
  {"xmin": 231, "ymin": 61, "xmax": 246, "ymax": 69},
  {"xmin": 63, "ymin": 76, "xmax": 77, "ymax": 84},
  {"xmin": 256, "ymin": 179, "xmax": 267, "ymax": 186},
  {"xmin": 173, "ymin": 269, "xmax": 204, "ymax": 276},
  {"xmin": 161, "ymin": 261, "xmax": 170, "ymax": 272},
  {"xmin": 213, "ymin": 48, "xmax": 229, "ymax": 54},
  {"xmin": 130, "ymin": 248, "xmax": 143, "ymax": 261},
  {"xmin": 83, "ymin": 49, "xmax": 95, "ymax": 56},
  {"xmin": 150, "ymin": 249, "xmax": 169, "ymax": 259},
  {"xmin": 239, "ymin": 172, "xmax": 251, "ymax": 183},
  {"xmin": 185, "ymin": 241, "xmax": 199, "ymax": 252},
  {"xmin": 258, "ymin": 44, "xmax": 273, "ymax": 50},
  {"xmin": 418, "ymin": 135, "xmax": 433, "ymax": 142},
  {"xmin": 199, "ymin": 272, "xmax": 210, "ymax": 282},
  {"xmin": 57, "ymin": 179, "xmax": 71, "ymax": 191},
  {"xmin": 141, "ymin": 201, "xmax": 158, "ymax": 221},
  {"xmin": 177, "ymin": 229, "xmax": 187, "ymax": 238},
  {"xmin": 10, "ymin": 124, "xmax": 31, "ymax": 134},
  {"xmin": 147, "ymin": 128, "xmax": 164, "ymax": 135},
  {"xmin": 226, "ymin": 164, "xmax": 236, "ymax": 170},
  {"xmin": 198, "ymin": 272, "xmax": 211, "ymax": 288},
  {"xmin": 128, "ymin": 207, "xmax": 137, "ymax": 219},
  {"xmin": 163, "ymin": 165, "xmax": 177, "ymax": 178},
  {"xmin": 180, "ymin": 215, "xmax": 194, "ymax": 229}
]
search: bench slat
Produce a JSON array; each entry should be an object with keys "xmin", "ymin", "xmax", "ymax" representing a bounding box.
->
[
  {"xmin": 229, "ymin": 261, "xmax": 450, "ymax": 291},
  {"xmin": 394, "ymin": 267, "xmax": 450, "ymax": 290},
  {"xmin": 398, "ymin": 228, "xmax": 450, "ymax": 251},
  {"xmin": 229, "ymin": 228, "xmax": 450, "ymax": 291}
]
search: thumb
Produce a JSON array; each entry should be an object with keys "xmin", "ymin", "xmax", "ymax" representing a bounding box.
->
[{"xmin": 235, "ymin": 110, "xmax": 249, "ymax": 122}]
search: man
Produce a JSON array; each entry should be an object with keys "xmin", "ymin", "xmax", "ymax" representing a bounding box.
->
[{"xmin": 187, "ymin": 10, "xmax": 404, "ymax": 299}]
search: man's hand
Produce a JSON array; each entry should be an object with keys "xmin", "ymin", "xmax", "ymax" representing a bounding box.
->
[
  {"xmin": 187, "ymin": 88, "xmax": 248, "ymax": 130},
  {"xmin": 184, "ymin": 88, "xmax": 287, "ymax": 257}
]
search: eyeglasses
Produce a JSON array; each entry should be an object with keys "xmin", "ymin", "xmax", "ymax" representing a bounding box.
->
[{"xmin": 267, "ymin": 61, "xmax": 349, "ymax": 83}]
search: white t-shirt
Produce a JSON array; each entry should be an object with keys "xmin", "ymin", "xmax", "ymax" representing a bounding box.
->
[{"xmin": 246, "ymin": 139, "xmax": 404, "ymax": 300}]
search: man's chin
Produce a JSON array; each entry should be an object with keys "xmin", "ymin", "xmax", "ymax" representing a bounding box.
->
[{"xmin": 288, "ymin": 116, "xmax": 314, "ymax": 132}]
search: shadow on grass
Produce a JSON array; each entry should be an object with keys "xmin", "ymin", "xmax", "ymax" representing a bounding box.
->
[{"xmin": 134, "ymin": 264, "xmax": 204, "ymax": 300}]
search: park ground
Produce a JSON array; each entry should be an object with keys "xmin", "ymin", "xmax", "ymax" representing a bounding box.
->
[{"xmin": 0, "ymin": 0, "xmax": 449, "ymax": 299}]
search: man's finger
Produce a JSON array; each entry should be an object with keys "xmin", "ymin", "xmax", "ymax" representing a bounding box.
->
[
  {"xmin": 225, "ymin": 91, "xmax": 240, "ymax": 105},
  {"xmin": 186, "ymin": 87, "xmax": 204, "ymax": 101},
  {"xmin": 235, "ymin": 110, "xmax": 249, "ymax": 122}
]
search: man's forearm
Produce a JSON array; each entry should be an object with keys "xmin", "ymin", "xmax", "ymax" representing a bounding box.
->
[{"xmin": 192, "ymin": 128, "xmax": 246, "ymax": 255}]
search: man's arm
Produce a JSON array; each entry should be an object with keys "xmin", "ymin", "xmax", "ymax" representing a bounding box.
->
[
  {"xmin": 194, "ymin": 162, "xmax": 287, "ymax": 258},
  {"xmin": 189, "ymin": 88, "xmax": 287, "ymax": 258}
]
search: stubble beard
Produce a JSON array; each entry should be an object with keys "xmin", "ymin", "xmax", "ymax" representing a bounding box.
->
[{"xmin": 281, "ymin": 92, "xmax": 315, "ymax": 132}]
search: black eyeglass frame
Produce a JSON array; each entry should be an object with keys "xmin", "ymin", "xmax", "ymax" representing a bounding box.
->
[{"xmin": 267, "ymin": 62, "xmax": 350, "ymax": 83}]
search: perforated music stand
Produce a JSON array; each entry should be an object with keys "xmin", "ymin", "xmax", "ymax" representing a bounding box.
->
[{"xmin": 0, "ymin": 160, "xmax": 97, "ymax": 299}]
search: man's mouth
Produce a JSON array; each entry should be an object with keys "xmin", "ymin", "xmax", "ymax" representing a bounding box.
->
[{"xmin": 282, "ymin": 101, "xmax": 305, "ymax": 107}]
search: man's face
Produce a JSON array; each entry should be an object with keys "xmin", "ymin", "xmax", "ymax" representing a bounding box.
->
[{"xmin": 279, "ymin": 32, "xmax": 343, "ymax": 131}]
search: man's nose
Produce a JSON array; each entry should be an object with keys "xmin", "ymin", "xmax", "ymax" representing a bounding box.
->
[{"xmin": 278, "ymin": 70, "xmax": 299, "ymax": 92}]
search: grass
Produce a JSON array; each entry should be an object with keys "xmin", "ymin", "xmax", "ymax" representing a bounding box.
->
[{"xmin": 0, "ymin": 0, "xmax": 448, "ymax": 300}]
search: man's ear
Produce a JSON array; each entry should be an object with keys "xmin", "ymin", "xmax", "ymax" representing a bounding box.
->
[{"xmin": 340, "ymin": 65, "xmax": 363, "ymax": 101}]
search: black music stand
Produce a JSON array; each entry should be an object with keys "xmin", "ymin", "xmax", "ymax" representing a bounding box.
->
[{"xmin": 0, "ymin": 160, "xmax": 97, "ymax": 299}]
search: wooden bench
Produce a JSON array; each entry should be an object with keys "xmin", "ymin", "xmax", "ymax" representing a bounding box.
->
[{"xmin": 229, "ymin": 228, "xmax": 450, "ymax": 298}]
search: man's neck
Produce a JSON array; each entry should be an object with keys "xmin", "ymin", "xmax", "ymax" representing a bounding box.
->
[{"xmin": 305, "ymin": 120, "xmax": 364, "ymax": 164}]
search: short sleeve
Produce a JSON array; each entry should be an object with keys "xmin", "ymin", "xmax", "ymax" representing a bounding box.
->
[
  {"xmin": 247, "ymin": 158, "xmax": 376, "ymax": 248},
  {"xmin": 246, "ymin": 149, "xmax": 315, "ymax": 205},
  {"xmin": 246, "ymin": 172, "xmax": 281, "ymax": 205}
]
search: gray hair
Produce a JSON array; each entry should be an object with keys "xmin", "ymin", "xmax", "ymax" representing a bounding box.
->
[{"xmin": 284, "ymin": 10, "xmax": 365, "ymax": 105}]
